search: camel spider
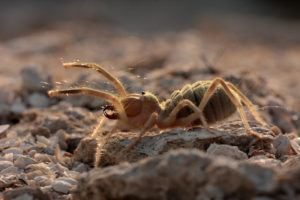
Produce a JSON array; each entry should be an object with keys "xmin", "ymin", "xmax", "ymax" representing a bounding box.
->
[{"xmin": 48, "ymin": 62, "xmax": 271, "ymax": 152}]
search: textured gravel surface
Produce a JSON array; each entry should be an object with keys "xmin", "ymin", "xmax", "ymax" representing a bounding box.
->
[{"xmin": 0, "ymin": 14, "xmax": 300, "ymax": 200}]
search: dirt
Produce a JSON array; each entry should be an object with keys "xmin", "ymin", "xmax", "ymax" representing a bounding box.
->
[{"xmin": 0, "ymin": 14, "xmax": 300, "ymax": 200}]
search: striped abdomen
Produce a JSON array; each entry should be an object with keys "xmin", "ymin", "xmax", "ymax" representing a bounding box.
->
[{"xmin": 162, "ymin": 81, "xmax": 236, "ymax": 125}]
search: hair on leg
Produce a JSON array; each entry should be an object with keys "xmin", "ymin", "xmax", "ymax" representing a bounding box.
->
[{"xmin": 63, "ymin": 62, "xmax": 127, "ymax": 96}]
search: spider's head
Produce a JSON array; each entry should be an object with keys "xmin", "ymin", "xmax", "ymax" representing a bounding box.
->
[{"xmin": 103, "ymin": 91, "xmax": 161, "ymax": 129}]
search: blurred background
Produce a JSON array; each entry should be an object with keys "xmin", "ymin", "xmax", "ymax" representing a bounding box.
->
[
  {"xmin": 0, "ymin": 0, "xmax": 300, "ymax": 38},
  {"xmin": 0, "ymin": 0, "xmax": 299, "ymax": 117}
]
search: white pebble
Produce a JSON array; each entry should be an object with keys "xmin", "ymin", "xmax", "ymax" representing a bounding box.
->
[
  {"xmin": 0, "ymin": 160, "xmax": 13, "ymax": 171},
  {"xmin": 14, "ymin": 155, "xmax": 37, "ymax": 169},
  {"xmin": 57, "ymin": 177, "xmax": 78, "ymax": 185},
  {"xmin": 52, "ymin": 180, "xmax": 73, "ymax": 194},
  {"xmin": 0, "ymin": 124, "xmax": 9, "ymax": 134},
  {"xmin": 4, "ymin": 153, "xmax": 14, "ymax": 162}
]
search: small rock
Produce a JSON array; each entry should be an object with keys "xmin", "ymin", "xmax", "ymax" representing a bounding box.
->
[
  {"xmin": 0, "ymin": 166, "xmax": 20, "ymax": 174},
  {"xmin": 52, "ymin": 180, "xmax": 73, "ymax": 194},
  {"xmin": 10, "ymin": 98, "xmax": 26, "ymax": 113},
  {"xmin": 3, "ymin": 186, "xmax": 50, "ymax": 200},
  {"xmin": 31, "ymin": 126, "xmax": 51, "ymax": 138},
  {"xmin": 0, "ymin": 138, "xmax": 19, "ymax": 150},
  {"xmin": 57, "ymin": 177, "xmax": 78, "ymax": 185},
  {"xmin": 73, "ymin": 137, "xmax": 98, "ymax": 166},
  {"xmin": 3, "ymin": 153, "xmax": 14, "ymax": 162},
  {"xmin": 273, "ymin": 135, "xmax": 292, "ymax": 158},
  {"xmin": 34, "ymin": 153, "xmax": 52, "ymax": 163},
  {"xmin": 21, "ymin": 67, "xmax": 52, "ymax": 93},
  {"xmin": 27, "ymin": 93, "xmax": 50, "ymax": 108},
  {"xmin": 249, "ymin": 155, "xmax": 281, "ymax": 168},
  {"xmin": 34, "ymin": 176, "xmax": 52, "ymax": 187},
  {"xmin": 0, "ymin": 124, "xmax": 10, "ymax": 134},
  {"xmin": 207, "ymin": 143, "xmax": 248, "ymax": 160},
  {"xmin": 0, "ymin": 160, "xmax": 13, "ymax": 171},
  {"xmin": 282, "ymin": 156, "xmax": 300, "ymax": 169},
  {"xmin": 72, "ymin": 162, "xmax": 90, "ymax": 173},
  {"xmin": 14, "ymin": 156, "xmax": 37, "ymax": 169},
  {"xmin": 238, "ymin": 162, "xmax": 276, "ymax": 192},
  {"xmin": 3, "ymin": 147, "xmax": 23, "ymax": 155}
]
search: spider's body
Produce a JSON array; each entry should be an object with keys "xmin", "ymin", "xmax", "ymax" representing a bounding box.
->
[
  {"xmin": 48, "ymin": 62, "xmax": 270, "ymax": 151},
  {"xmin": 161, "ymin": 81, "xmax": 236, "ymax": 127}
]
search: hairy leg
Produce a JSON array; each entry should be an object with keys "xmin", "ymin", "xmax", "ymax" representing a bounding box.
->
[
  {"xmin": 63, "ymin": 62, "xmax": 127, "ymax": 96},
  {"xmin": 228, "ymin": 83, "xmax": 268, "ymax": 127},
  {"xmin": 48, "ymin": 87, "xmax": 128, "ymax": 121},
  {"xmin": 123, "ymin": 112, "xmax": 159, "ymax": 153},
  {"xmin": 197, "ymin": 78, "xmax": 261, "ymax": 137},
  {"xmin": 91, "ymin": 116, "xmax": 107, "ymax": 138},
  {"xmin": 158, "ymin": 99, "xmax": 207, "ymax": 128}
]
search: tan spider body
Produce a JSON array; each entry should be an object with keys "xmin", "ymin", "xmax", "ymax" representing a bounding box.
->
[{"xmin": 48, "ymin": 62, "xmax": 269, "ymax": 151}]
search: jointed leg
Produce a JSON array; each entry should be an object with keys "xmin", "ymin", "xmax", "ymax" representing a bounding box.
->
[
  {"xmin": 63, "ymin": 62, "xmax": 127, "ymax": 96},
  {"xmin": 48, "ymin": 87, "xmax": 128, "ymax": 121},
  {"xmin": 91, "ymin": 116, "xmax": 107, "ymax": 138},
  {"xmin": 228, "ymin": 83, "xmax": 268, "ymax": 127},
  {"xmin": 197, "ymin": 78, "xmax": 260, "ymax": 136},
  {"xmin": 124, "ymin": 112, "xmax": 158, "ymax": 153},
  {"xmin": 159, "ymin": 99, "xmax": 208, "ymax": 128}
]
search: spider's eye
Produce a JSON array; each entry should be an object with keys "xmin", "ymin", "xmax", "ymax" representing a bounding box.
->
[{"xmin": 141, "ymin": 91, "xmax": 145, "ymax": 95}]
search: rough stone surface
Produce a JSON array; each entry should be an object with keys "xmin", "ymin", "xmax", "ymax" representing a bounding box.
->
[
  {"xmin": 0, "ymin": 11, "xmax": 300, "ymax": 200},
  {"xmin": 75, "ymin": 149, "xmax": 293, "ymax": 200},
  {"xmin": 14, "ymin": 156, "xmax": 37, "ymax": 169},
  {"xmin": 91, "ymin": 122, "xmax": 275, "ymax": 167},
  {"xmin": 3, "ymin": 186, "xmax": 50, "ymax": 200},
  {"xmin": 52, "ymin": 180, "xmax": 73, "ymax": 194},
  {"xmin": 207, "ymin": 143, "xmax": 248, "ymax": 160}
]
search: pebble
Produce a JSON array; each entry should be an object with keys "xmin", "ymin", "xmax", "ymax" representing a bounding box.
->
[
  {"xmin": 0, "ymin": 166, "xmax": 20, "ymax": 174},
  {"xmin": 34, "ymin": 176, "xmax": 52, "ymax": 187},
  {"xmin": 4, "ymin": 153, "xmax": 14, "ymax": 162},
  {"xmin": 3, "ymin": 186, "xmax": 50, "ymax": 200},
  {"xmin": 52, "ymin": 180, "xmax": 73, "ymax": 194},
  {"xmin": 0, "ymin": 138, "xmax": 19, "ymax": 150},
  {"xmin": 14, "ymin": 156, "xmax": 37, "ymax": 169},
  {"xmin": 57, "ymin": 177, "xmax": 78, "ymax": 185},
  {"xmin": 0, "ymin": 124, "xmax": 10, "ymax": 134},
  {"xmin": 28, "ymin": 93, "xmax": 50, "ymax": 108},
  {"xmin": 72, "ymin": 162, "xmax": 90, "ymax": 173},
  {"xmin": 10, "ymin": 98, "xmax": 26, "ymax": 113},
  {"xmin": 3, "ymin": 147, "xmax": 23, "ymax": 155},
  {"xmin": 21, "ymin": 67, "xmax": 51, "ymax": 93},
  {"xmin": 0, "ymin": 160, "xmax": 13, "ymax": 171},
  {"xmin": 207, "ymin": 143, "xmax": 248, "ymax": 160},
  {"xmin": 34, "ymin": 153, "xmax": 52, "ymax": 163}
]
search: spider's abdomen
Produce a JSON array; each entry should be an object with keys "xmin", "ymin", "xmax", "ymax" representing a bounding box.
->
[{"xmin": 162, "ymin": 81, "xmax": 236, "ymax": 125}]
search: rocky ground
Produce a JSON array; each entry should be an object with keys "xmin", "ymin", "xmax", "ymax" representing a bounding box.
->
[{"xmin": 0, "ymin": 17, "xmax": 300, "ymax": 200}]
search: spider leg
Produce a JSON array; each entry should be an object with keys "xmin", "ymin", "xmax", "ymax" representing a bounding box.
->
[
  {"xmin": 48, "ymin": 87, "xmax": 128, "ymax": 121},
  {"xmin": 91, "ymin": 115, "xmax": 107, "ymax": 138},
  {"xmin": 63, "ymin": 62, "xmax": 127, "ymax": 96},
  {"xmin": 158, "ymin": 99, "xmax": 206, "ymax": 128},
  {"xmin": 197, "ymin": 78, "xmax": 262, "ymax": 137},
  {"xmin": 123, "ymin": 112, "xmax": 158, "ymax": 153},
  {"xmin": 228, "ymin": 83, "xmax": 268, "ymax": 127}
]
